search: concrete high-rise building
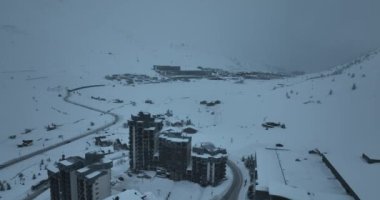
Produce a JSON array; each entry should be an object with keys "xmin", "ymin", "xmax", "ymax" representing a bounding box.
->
[
  {"xmin": 127, "ymin": 112, "xmax": 227, "ymax": 187},
  {"xmin": 76, "ymin": 161, "xmax": 113, "ymax": 200},
  {"xmin": 48, "ymin": 156, "xmax": 85, "ymax": 200},
  {"xmin": 47, "ymin": 153, "xmax": 113, "ymax": 200},
  {"xmin": 158, "ymin": 131, "xmax": 192, "ymax": 180},
  {"xmin": 128, "ymin": 112, "xmax": 163, "ymax": 171},
  {"xmin": 191, "ymin": 142, "xmax": 227, "ymax": 186}
]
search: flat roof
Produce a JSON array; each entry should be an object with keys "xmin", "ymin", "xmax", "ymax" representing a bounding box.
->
[
  {"xmin": 192, "ymin": 152, "xmax": 227, "ymax": 159},
  {"xmin": 325, "ymin": 152, "xmax": 380, "ymax": 200},
  {"xmin": 86, "ymin": 171, "xmax": 102, "ymax": 179},
  {"xmin": 60, "ymin": 160, "xmax": 73, "ymax": 166},
  {"xmin": 159, "ymin": 132, "xmax": 191, "ymax": 143},
  {"xmin": 255, "ymin": 148, "xmax": 352, "ymax": 199},
  {"xmin": 268, "ymin": 182, "xmax": 310, "ymax": 199},
  {"xmin": 77, "ymin": 166, "xmax": 90, "ymax": 174},
  {"xmin": 256, "ymin": 148, "xmax": 284, "ymax": 187},
  {"xmin": 47, "ymin": 165, "xmax": 59, "ymax": 173},
  {"xmin": 144, "ymin": 127, "xmax": 156, "ymax": 131}
]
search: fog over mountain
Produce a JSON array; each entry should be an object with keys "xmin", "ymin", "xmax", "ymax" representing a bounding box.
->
[{"xmin": 0, "ymin": 0, "xmax": 379, "ymax": 73}]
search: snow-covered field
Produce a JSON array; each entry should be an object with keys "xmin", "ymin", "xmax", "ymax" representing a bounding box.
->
[
  {"xmin": 0, "ymin": 50, "xmax": 379, "ymax": 199},
  {"xmin": 1, "ymin": 0, "xmax": 380, "ymax": 200}
]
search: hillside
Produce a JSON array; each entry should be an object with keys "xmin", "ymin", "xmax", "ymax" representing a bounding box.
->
[
  {"xmin": 2, "ymin": 0, "xmax": 379, "ymax": 74},
  {"xmin": 1, "ymin": 0, "xmax": 379, "ymax": 199},
  {"xmin": 1, "ymin": 50, "xmax": 378, "ymax": 199}
]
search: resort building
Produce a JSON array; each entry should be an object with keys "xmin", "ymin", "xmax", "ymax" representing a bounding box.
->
[
  {"xmin": 158, "ymin": 131, "xmax": 192, "ymax": 180},
  {"xmin": 128, "ymin": 112, "xmax": 163, "ymax": 171},
  {"xmin": 191, "ymin": 142, "xmax": 227, "ymax": 186},
  {"xmin": 47, "ymin": 152, "xmax": 113, "ymax": 200}
]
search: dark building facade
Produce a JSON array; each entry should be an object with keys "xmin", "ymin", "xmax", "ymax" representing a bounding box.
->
[
  {"xmin": 48, "ymin": 156, "xmax": 85, "ymax": 200},
  {"xmin": 153, "ymin": 65, "xmax": 181, "ymax": 73},
  {"xmin": 152, "ymin": 65, "xmax": 213, "ymax": 79},
  {"xmin": 128, "ymin": 112, "xmax": 163, "ymax": 171},
  {"xmin": 76, "ymin": 161, "xmax": 113, "ymax": 200},
  {"xmin": 47, "ymin": 153, "xmax": 113, "ymax": 200},
  {"xmin": 127, "ymin": 112, "xmax": 227, "ymax": 187},
  {"xmin": 191, "ymin": 142, "xmax": 227, "ymax": 186},
  {"xmin": 158, "ymin": 132, "xmax": 192, "ymax": 180},
  {"xmin": 48, "ymin": 169, "xmax": 60, "ymax": 200}
]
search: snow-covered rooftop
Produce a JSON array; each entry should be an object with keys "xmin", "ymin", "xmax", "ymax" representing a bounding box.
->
[
  {"xmin": 324, "ymin": 152, "xmax": 379, "ymax": 200},
  {"xmin": 159, "ymin": 132, "xmax": 191, "ymax": 143},
  {"xmin": 268, "ymin": 182, "xmax": 310, "ymax": 200},
  {"xmin": 104, "ymin": 190, "xmax": 157, "ymax": 200},
  {"xmin": 46, "ymin": 165, "xmax": 59, "ymax": 174},
  {"xmin": 59, "ymin": 160, "xmax": 74, "ymax": 167},
  {"xmin": 192, "ymin": 142, "xmax": 227, "ymax": 159},
  {"xmin": 85, "ymin": 171, "xmax": 102, "ymax": 179},
  {"xmin": 255, "ymin": 148, "xmax": 353, "ymax": 199},
  {"xmin": 144, "ymin": 127, "xmax": 156, "ymax": 131},
  {"xmin": 77, "ymin": 166, "xmax": 90, "ymax": 174}
]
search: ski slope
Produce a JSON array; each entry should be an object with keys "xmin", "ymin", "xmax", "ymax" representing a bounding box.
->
[
  {"xmin": 1, "ymin": 0, "xmax": 380, "ymax": 199},
  {"xmin": 1, "ymin": 51, "xmax": 379, "ymax": 199}
]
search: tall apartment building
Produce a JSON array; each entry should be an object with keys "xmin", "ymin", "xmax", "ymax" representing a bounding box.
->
[
  {"xmin": 47, "ymin": 152, "xmax": 113, "ymax": 200},
  {"xmin": 48, "ymin": 156, "xmax": 85, "ymax": 200},
  {"xmin": 191, "ymin": 142, "xmax": 227, "ymax": 186},
  {"xmin": 128, "ymin": 112, "xmax": 163, "ymax": 172},
  {"xmin": 127, "ymin": 112, "xmax": 227, "ymax": 187},
  {"xmin": 76, "ymin": 162, "xmax": 113, "ymax": 200},
  {"xmin": 158, "ymin": 131, "xmax": 192, "ymax": 180}
]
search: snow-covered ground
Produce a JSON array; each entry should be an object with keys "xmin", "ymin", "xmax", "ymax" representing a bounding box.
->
[
  {"xmin": 111, "ymin": 159, "xmax": 233, "ymax": 200},
  {"xmin": 1, "ymin": 49, "xmax": 379, "ymax": 199},
  {"xmin": 1, "ymin": 0, "xmax": 380, "ymax": 200}
]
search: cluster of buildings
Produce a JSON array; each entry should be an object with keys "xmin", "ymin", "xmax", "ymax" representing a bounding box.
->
[
  {"xmin": 46, "ymin": 111, "xmax": 227, "ymax": 200},
  {"xmin": 153, "ymin": 65, "xmax": 213, "ymax": 79},
  {"xmin": 47, "ymin": 152, "xmax": 113, "ymax": 200},
  {"xmin": 153, "ymin": 65, "xmax": 286, "ymax": 80},
  {"xmin": 128, "ymin": 112, "xmax": 228, "ymax": 186}
]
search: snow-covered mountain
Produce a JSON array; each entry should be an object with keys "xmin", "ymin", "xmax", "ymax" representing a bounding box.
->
[
  {"xmin": 2, "ymin": 0, "xmax": 379, "ymax": 74},
  {"xmin": 1, "ymin": 0, "xmax": 380, "ymax": 199},
  {"xmin": 1, "ymin": 48, "xmax": 379, "ymax": 199}
]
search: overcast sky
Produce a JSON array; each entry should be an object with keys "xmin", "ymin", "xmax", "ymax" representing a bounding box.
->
[
  {"xmin": 229, "ymin": 0, "xmax": 380, "ymax": 72},
  {"xmin": 1, "ymin": 0, "xmax": 380, "ymax": 73}
]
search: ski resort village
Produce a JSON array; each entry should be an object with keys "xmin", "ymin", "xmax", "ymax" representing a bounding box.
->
[
  {"xmin": 1, "ymin": 0, "xmax": 380, "ymax": 200},
  {"xmin": 1, "ymin": 51, "xmax": 380, "ymax": 200}
]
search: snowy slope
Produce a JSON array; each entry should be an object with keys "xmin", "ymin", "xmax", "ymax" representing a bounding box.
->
[
  {"xmin": 2, "ymin": 0, "xmax": 379, "ymax": 74},
  {"xmin": 66, "ymin": 50, "xmax": 379, "ymax": 199},
  {"xmin": 0, "ymin": 0, "xmax": 271, "ymax": 75},
  {"xmin": 1, "ymin": 0, "xmax": 380, "ymax": 199},
  {"xmin": 1, "ymin": 51, "xmax": 379, "ymax": 199}
]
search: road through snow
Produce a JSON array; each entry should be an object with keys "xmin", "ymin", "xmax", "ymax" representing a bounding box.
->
[
  {"xmin": 0, "ymin": 85, "xmax": 119, "ymax": 170},
  {"xmin": 221, "ymin": 160, "xmax": 244, "ymax": 200}
]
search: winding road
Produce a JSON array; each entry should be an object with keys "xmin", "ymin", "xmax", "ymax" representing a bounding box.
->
[
  {"xmin": 220, "ymin": 160, "xmax": 244, "ymax": 200},
  {"xmin": 21, "ymin": 85, "xmax": 120, "ymax": 200},
  {"xmin": 1, "ymin": 84, "xmax": 245, "ymax": 200},
  {"xmin": 0, "ymin": 85, "xmax": 119, "ymax": 170},
  {"xmin": 1, "ymin": 85, "xmax": 120, "ymax": 200}
]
